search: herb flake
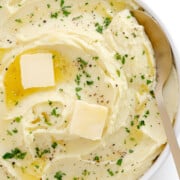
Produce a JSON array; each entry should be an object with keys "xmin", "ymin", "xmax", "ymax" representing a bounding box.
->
[
  {"xmin": 51, "ymin": 142, "xmax": 58, "ymax": 149},
  {"xmin": 107, "ymin": 169, "xmax": 114, "ymax": 176},
  {"xmin": 2, "ymin": 148, "xmax": 26, "ymax": 160},
  {"xmin": 14, "ymin": 116, "xmax": 22, "ymax": 123},
  {"xmin": 54, "ymin": 171, "xmax": 66, "ymax": 180},
  {"xmin": 137, "ymin": 120, "xmax": 145, "ymax": 129},
  {"xmin": 116, "ymin": 158, "xmax": 123, "ymax": 166},
  {"xmin": 86, "ymin": 81, "xmax": 94, "ymax": 86},
  {"xmin": 35, "ymin": 147, "xmax": 50, "ymax": 158},
  {"xmin": 15, "ymin": 19, "xmax": 22, "ymax": 23},
  {"xmin": 50, "ymin": 12, "xmax": 59, "ymax": 19},
  {"xmin": 93, "ymin": 156, "xmax": 100, "ymax": 162},
  {"xmin": 51, "ymin": 107, "xmax": 60, "ymax": 117}
]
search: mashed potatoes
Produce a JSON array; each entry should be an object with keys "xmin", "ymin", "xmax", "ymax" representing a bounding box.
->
[{"xmin": 0, "ymin": 0, "xmax": 179, "ymax": 179}]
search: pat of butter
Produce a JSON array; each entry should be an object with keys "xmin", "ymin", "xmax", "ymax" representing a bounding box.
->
[
  {"xmin": 20, "ymin": 53, "xmax": 55, "ymax": 89},
  {"xmin": 70, "ymin": 100, "xmax": 108, "ymax": 140}
]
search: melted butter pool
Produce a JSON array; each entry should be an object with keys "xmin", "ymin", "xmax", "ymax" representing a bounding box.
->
[{"xmin": 3, "ymin": 48, "xmax": 74, "ymax": 107}]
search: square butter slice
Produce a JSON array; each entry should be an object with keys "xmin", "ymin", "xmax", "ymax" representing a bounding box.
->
[
  {"xmin": 70, "ymin": 100, "xmax": 108, "ymax": 140},
  {"xmin": 20, "ymin": 53, "xmax": 55, "ymax": 89}
]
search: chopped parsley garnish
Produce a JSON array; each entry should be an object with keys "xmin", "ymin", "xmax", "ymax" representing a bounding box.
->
[
  {"xmin": 116, "ymin": 70, "xmax": 121, "ymax": 77},
  {"xmin": 6, "ymin": 128, "xmax": 18, "ymax": 136},
  {"xmin": 121, "ymin": 54, "xmax": 128, "ymax": 64},
  {"xmin": 129, "ymin": 78, "xmax": 133, "ymax": 83},
  {"xmin": 60, "ymin": 0, "xmax": 65, "ymax": 7},
  {"xmin": 2, "ymin": 148, "xmax": 26, "ymax": 160},
  {"xmin": 50, "ymin": 12, "xmax": 59, "ymax": 18},
  {"xmin": 95, "ymin": 23, "xmax": 103, "ymax": 34},
  {"xmin": 130, "ymin": 120, "xmax": 134, "ymax": 126},
  {"xmin": 60, "ymin": 0, "xmax": 71, "ymax": 17},
  {"xmin": 116, "ymin": 158, "xmax": 123, "ymax": 166},
  {"xmin": 14, "ymin": 116, "xmax": 22, "ymax": 123},
  {"xmin": 114, "ymin": 52, "xmax": 121, "ymax": 60},
  {"xmin": 0, "ymin": 5, "xmax": 2, "ymax": 9},
  {"xmin": 92, "ymin": 56, "xmax": 99, "ymax": 61},
  {"xmin": 134, "ymin": 115, "xmax": 140, "ymax": 120},
  {"xmin": 74, "ymin": 56, "xmax": 94, "ymax": 98},
  {"xmin": 137, "ymin": 120, "xmax": 145, "ymax": 129},
  {"xmin": 107, "ymin": 169, "xmax": 114, "ymax": 176},
  {"xmin": 51, "ymin": 107, "xmax": 60, "ymax": 117},
  {"xmin": 129, "ymin": 149, "xmax": 134, "ymax": 153},
  {"xmin": 75, "ymin": 79, "xmax": 83, "ymax": 99},
  {"xmin": 72, "ymin": 15, "xmax": 83, "ymax": 21},
  {"xmin": 62, "ymin": 7, "xmax": 71, "ymax": 16},
  {"xmin": 82, "ymin": 169, "xmax": 90, "ymax": 176},
  {"xmin": 150, "ymin": 90, "xmax": 155, "ymax": 98},
  {"xmin": 86, "ymin": 81, "xmax": 94, "ymax": 85},
  {"xmin": 95, "ymin": 17, "xmax": 112, "ymax": 33},
  {"xmin": 47, "ymin": 4, "xmax": 51, "ymax": 8},
  {"xmin": 122, "ymin": 56, "xmax": 126, "ymax": 64},
  {"xmin": 125, "ymin": 127, "xmax": 130, "ymax": 133},
  {"xmin": 146, "ymin": 79, "xmax": 152, "ymax": 85},
  {"xmin": 12, "ymin": 128, "xmax": 18, "ymax": 134},
  {"xmin": 104, "ymin": 17, "xmax": 112, "ymax": 28},
  {"xmin": 93, "ymin": 156, "xmax": 100, "ymax": 162},
  {"xmin": 15, "ymin": 19, "xmax": 22, "ymax": 23},
  {"xmin": 75, "ymin": 74, "xmax": 81, "ymax": 85},
  {"xmin": 34, "ymin": 164, "xmax": 40, "ymax": 169},
  {"xmin": 75, "ymin": 87, "xmax": 82, "ymax": 92},
  {"xmin": 114, "ymin": 53, "xmax": 128, "ymax": 64},
  {"xmin": 144, "ymin": 110, "xmax": 150, "ymax": 118},
  {"xmin": 83, "ymin": 71, "xmax": 91, "ymax": 78},
  {"xmin": 76, "ymin": 93, "xmax": 81, "ymax": 100},
  {"xmin": 77, "ymin": 57, "xmax": 88, "ymax": 69},
  {"xmin": 54, "ymin": 171, "xmax": 66, "ymax": 180},
  {"xmin": 141, "ymin": 75, "xmax": 145, "ymax": 79},
  {"xmin": 35, "ymin": 147, "xmax": 50, "ymax": 158},
  {"xmin": 51, "ymin": 142, "xmax": 58, "ymax": 149}
]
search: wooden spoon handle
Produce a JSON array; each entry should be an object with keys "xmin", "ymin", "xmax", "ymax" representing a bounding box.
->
[{"xmin": 155, "ymin": 91, "xmax": 180, "ymax": 178}]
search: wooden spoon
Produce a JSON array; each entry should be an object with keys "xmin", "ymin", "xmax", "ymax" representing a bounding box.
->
[{"xmin": 131, "ymin": 10, "xmax": 180, "ymax": 177}]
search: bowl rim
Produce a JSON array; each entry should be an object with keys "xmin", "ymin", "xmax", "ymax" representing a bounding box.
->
[{"xmin": 135, "ymin": 0, "xmax": 180, "ymax": 179}]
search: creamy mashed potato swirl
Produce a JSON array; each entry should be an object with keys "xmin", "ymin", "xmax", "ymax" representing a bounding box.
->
[{"xmin": 0, "ymin": 0, "xmax": 179, "ymax": 180}]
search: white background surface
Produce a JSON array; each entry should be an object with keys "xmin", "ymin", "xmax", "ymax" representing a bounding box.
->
[{"xmin": 142, "ymin": 0, "xmax": 180, "ymax": 180}]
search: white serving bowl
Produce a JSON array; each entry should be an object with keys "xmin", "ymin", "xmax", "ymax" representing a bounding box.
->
[{"xmin": 135, "ymin": 0, "xmax": 180, "ymax": 179}]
